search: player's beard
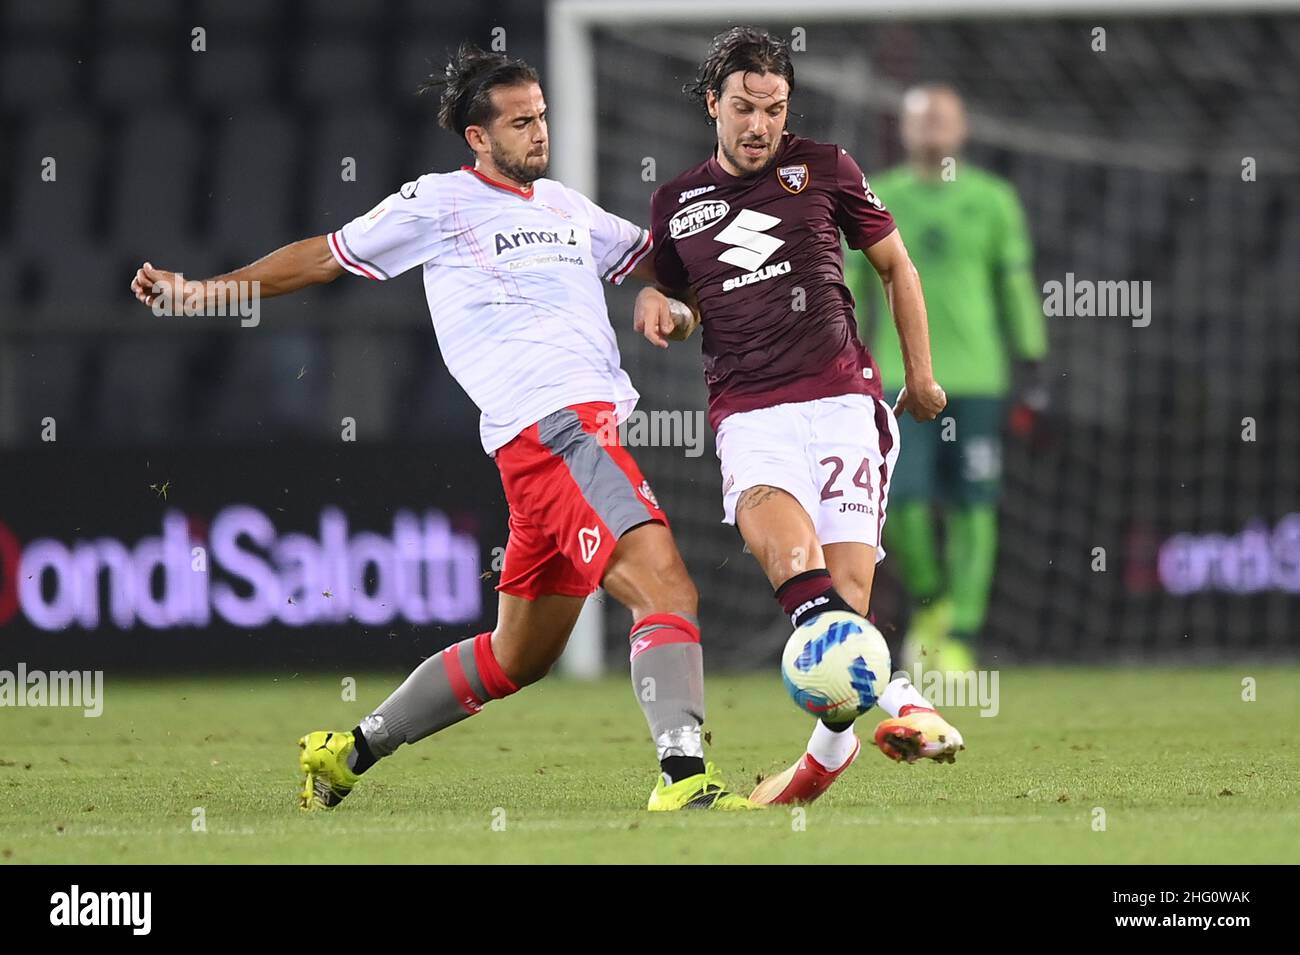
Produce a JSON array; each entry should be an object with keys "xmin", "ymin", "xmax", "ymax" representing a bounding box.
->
[
  {"xmin": 491, "ymin": 140, "xmax": 548, "ymax": 186},
  {"xmin": 719, "ymin": 136, "xmax": 777, "ymax": 177}
]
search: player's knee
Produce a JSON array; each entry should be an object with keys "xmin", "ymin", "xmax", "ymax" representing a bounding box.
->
[
  {"xmin": 604, "ymin": 523, "xmax": 698, "ymax": 619},
  {"xmin": 646, "ymin": 558, "xmax": 698, "ymax": 618},
  {"xmin": 632, "ymin": 550, "xmax": 698, "ymax": 619}
]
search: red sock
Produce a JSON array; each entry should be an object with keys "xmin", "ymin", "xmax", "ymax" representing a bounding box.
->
[{"xmin": 472, "ymin": 631, "xmax": 519, "ymax": 701}]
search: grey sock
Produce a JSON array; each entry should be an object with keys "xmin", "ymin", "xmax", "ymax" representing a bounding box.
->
[
  {"xmin": 629, "ymin": 614, "xmax": 705, "ymax": 759},
  {"xmin": 351, "ymin": 633, "xmax": 516, "ymax": 764}
]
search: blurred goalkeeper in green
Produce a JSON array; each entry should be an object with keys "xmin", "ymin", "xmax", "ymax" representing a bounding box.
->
[{"xmin": 848, "ymin": 85, "xmax": 1047, "ymax": 672}]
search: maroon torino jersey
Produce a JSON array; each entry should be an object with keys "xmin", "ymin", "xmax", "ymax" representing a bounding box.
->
[{"xmin": 650, "ymin": 133, "xmax": 896, "ymax": 429}]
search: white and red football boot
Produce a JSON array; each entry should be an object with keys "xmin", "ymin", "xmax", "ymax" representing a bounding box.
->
[
  {"xmin": 749, "ymin": 735, "xmax": 862, "ymax": 806},
  {"xmin": 874, "ymin": 704, "xmax": 965, "ymax": 764}
]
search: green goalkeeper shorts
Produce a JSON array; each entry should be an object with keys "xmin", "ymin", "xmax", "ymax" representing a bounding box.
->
[{"xmin": 889, "ymin": 395, "xmax": 1005, "ymax": 506}]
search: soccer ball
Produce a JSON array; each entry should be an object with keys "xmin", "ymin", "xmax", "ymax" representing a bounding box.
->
[{"xmin": 781, "ymin": 611, "xmax": 891, "ymax": 724}]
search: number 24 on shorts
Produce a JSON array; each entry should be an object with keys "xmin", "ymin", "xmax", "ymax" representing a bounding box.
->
[{"xmin": 819, "ymin": 455, "xmax": 874, "ymax": 501}]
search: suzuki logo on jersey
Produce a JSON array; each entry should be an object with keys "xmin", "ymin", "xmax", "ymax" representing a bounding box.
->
[
  {"xmin": 494, "ymin": 227, "xmax": 580, "ymax": 255},
  {"xmin": 669, "ymin": 199, "xmax": 730, "ymax": 239},
  {"xmin": 714, "ymin": 209, "xmax": 785, "ymax": 272},
  {"xmin": 722, "ymin": 260, "xmax": 791, "ymax": 292},
  {"xmin": 716, "ymin": 209, "xmax": 790, "ymax": 292},
  {"xmin": 578, "ymin": 526, "xmax": 602, "ymax": 563}
]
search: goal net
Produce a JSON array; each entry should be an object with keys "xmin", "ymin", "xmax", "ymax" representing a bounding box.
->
[{"xmin": 550, "ymin": 0, "xmax": 1300, "ymax": 669}]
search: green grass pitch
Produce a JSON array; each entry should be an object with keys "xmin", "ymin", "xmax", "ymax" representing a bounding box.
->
[{"xmin": 2, "ymin": 667, "xmax": 1298, "ymax": 864}]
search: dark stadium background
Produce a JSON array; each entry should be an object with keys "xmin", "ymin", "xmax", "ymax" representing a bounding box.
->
[{"xmin": 2, "ymin": 0, "xmax": 1297, "ymax": 673}]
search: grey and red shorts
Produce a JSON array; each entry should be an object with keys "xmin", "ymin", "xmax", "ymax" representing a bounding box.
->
[{"xmin": 493, "ymin": 401, "xmax": 667, "ymax": 600}]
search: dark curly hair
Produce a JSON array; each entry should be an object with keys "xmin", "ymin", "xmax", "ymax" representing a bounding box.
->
[
  {"xmin": 684, "ymin": 26, "xmax": 795, "ymax": 110},
  {"xmin": 420, "ymin": 41, "xmax": 540, "ymax": 137}
]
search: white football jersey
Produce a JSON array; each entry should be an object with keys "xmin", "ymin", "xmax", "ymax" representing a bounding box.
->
[{"xmin": 328, "ymin": 166, "xmax": 653, "ymax": 452}]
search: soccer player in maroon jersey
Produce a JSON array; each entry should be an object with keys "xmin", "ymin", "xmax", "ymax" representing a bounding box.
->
[{"xmin": 635, "ymin": 27, "xmax": 966, "ymax": 804}]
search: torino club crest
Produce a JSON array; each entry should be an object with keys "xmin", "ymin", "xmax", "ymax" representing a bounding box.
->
[{"xmin": 777, "ymin": 163, "xmax": 809, "ymax": 194}]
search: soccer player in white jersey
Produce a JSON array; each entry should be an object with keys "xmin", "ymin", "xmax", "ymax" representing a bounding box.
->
[{"xmin": 130, "ymin": 44, "xmax": 752, "ymax": 812}]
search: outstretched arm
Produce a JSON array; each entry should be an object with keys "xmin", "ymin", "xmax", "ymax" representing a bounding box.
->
[
  {"xmin": 864, "ymin": 230, "xmax": 946, "ymax": 421},
  {"xmin": 130, "ymin": 235, "xmax": 343, "ymax": 312}
]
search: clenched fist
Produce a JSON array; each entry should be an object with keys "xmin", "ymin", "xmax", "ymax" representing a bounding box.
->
[
  {"xmin": 130, "ymin": 261, "xmax": 203, "ymax": 313},
  {"xmin": 893, "ymin": 377, "xmax": 947, "ymax": 421},
  {"xmin": 633, "ymin": 286, "xmax": 698, "ymax": 349}
]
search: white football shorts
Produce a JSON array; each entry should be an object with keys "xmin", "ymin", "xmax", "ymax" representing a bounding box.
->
[{"xmin": 717, "ymin": 394, "xmax": 901, "ymax": 560}]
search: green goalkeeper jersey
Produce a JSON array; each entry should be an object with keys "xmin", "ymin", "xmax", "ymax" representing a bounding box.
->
[{"xmin": 847, "ymin": 164, "xmax": 1046, "ymax": 396}]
